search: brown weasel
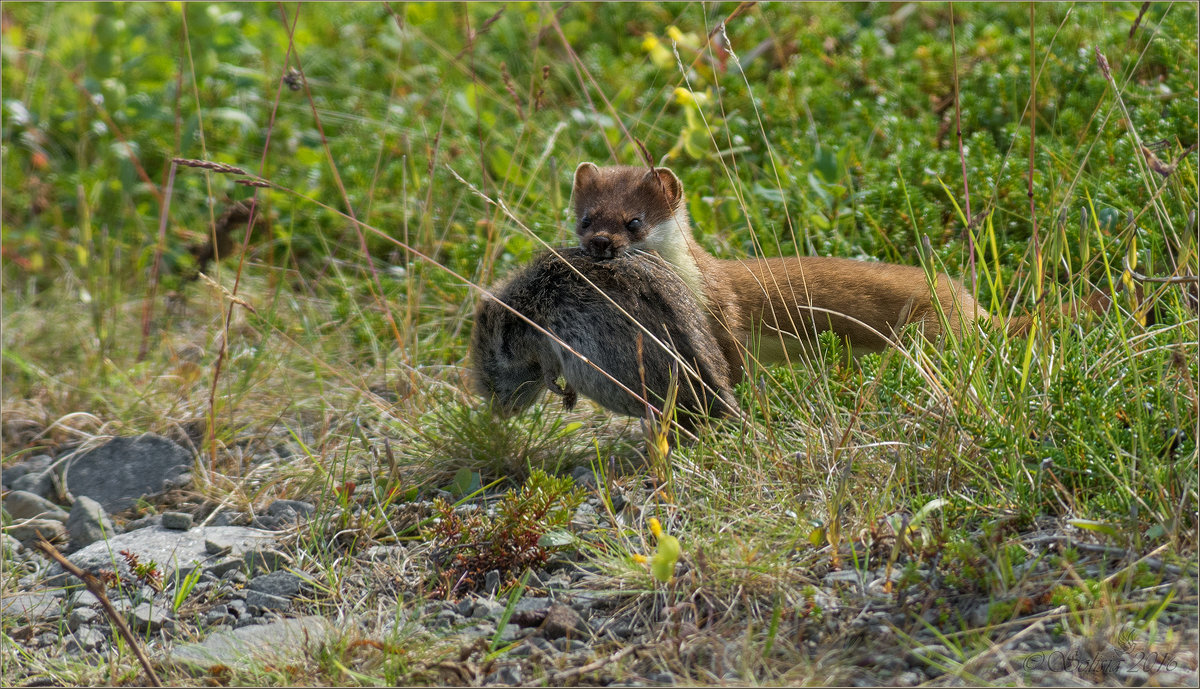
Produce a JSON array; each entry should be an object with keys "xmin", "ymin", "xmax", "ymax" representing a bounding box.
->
[
  {"xmin": 471, "ymin": 247, "xmax": 737, "ymax": 431},
  {"xmin": 572, "ymin": 163, "xmax": 1062, "ymax": 381}
]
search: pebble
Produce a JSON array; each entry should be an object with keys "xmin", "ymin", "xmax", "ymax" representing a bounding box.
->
[
  {"xmin": 2, "ymin": 455, "xmax": 53, "ymax": 489},
  {"xmin": 540, "ymin": 603, "xmax": 585, "ymax": 640},
  {"xmin": 161, "ymin": 511, "xmax": 193, "ymax": 530},
  {"xmin": 3, "ymin": 490, "xmax": 69, "ymax": 523},
  {"xmin": 266, "ymin": 499, "xmax": 315, "ymax": 523},
  {"xmin": 66, "ymin": 626, "xmax": 106, "ymax": 653},
  {"xmin": 68, "ymin": 607, "xmax": 101, "ymax": 630},
  {"xmin": 554, "ymin": 638, "xmax": 589, "ymax": 653},
  {"xmin": 484, "ymin": 570, "xmax": 501, "ymax": 595},
  {"xmin": 248, "ymin": 570, "xmax": 305, "ymax": 598},
  {"xmin": 128, "ymin": 602, "xmax": 173, "ymax": 633},
  {"xmin": 124, "ymin": 514, "xmax": 161, "ymax": 531},
  {"xmin": 10, "ymin": 468, "xmax": 54, "ymax": 499},
  {"xmin": 65, "ymin": 496, "xmax": 117, "ymax": 549},
  {"xmin": 454, "ymin": 597, "xmax": 476, "ymax": 617},
  {"xmin": 472, "ymin": 599, "xmax": 505, "ymax": 620},
  {"xmin": 7, "ymin": 518, "xmax": 67, "ymax": 544},
  {"xmin": 245, "ymin": 589, "xmax": 291, "ymax": 612},
  {"xmin": 484, "ymin": 666, "xmax": 522, "ymax": 685}
]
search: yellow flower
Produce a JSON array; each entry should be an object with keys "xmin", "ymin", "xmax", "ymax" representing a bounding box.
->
[
  {"xmin": 641, "ymin": 33, "xmax": 660, "ymax": 52},
  {"xmin": 649, "ymin": 517, "xmax": 663, "ymax": 539},
  {"xmin": 673, "ymin": 87, "xmax": 695, "ymax": 107},
  {"xmin": 666, "ymin": 26, "xmax": 686, "ymax": 43},
  {"xmin": 632, "ymin": 553, "xmax": 648, "ymax": 564}
]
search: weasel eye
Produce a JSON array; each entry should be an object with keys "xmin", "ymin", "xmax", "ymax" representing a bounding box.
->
[
  {"xmin": 580, "ymin": 215, "xmax": 592, "ymax": 229},
  {"xmin": 626, "ymin": 218, "xmax": 642, "ymax": 231}
]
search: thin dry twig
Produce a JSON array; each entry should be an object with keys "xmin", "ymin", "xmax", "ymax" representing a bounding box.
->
[
  {"xmin": 1123, "ymin": 256, "xmax": 1199, "ymax": 285},
  {"xmin": 949, "ymin": 3, "xmax": 975, "ymax": 292},
  {"xmin": 33, "ymin": 539, "xmax": 164, "ymax": 687},
  {"xmin": 538, "ymin": 642, "xmax": 644, "ymax": 686}
]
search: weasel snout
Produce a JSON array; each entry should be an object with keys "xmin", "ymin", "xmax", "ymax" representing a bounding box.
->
[{"xmin": 583, "ymin": 232, "xmax": 620, "ymax": 258}]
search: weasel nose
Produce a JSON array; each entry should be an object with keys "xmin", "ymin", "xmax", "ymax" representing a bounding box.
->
[{"xmin": 586, "ymin": 234, "xmax": 613, "ymax": 257}]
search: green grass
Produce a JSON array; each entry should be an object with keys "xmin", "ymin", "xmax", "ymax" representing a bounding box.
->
[{"xmin": 2, "ymin": 2, "xmax": 1197, "ymax": 686}]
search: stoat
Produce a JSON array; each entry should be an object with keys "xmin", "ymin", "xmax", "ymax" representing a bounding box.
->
[{"xmin": 571, "ymin": 163, "xmax": 1059, "ymax": 380}]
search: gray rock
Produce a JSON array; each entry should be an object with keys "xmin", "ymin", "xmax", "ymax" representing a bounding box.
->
[
  {"xmin": 484, "ymin": 569, "xmax": 501, "ymax": 595},
  {"xmin": 71, "ymin": 590, "xmax": 102, "ymax": 609},
  {"xmin": 572, "ymin": 502, "xmax": 600, "ymax": 528},
  {"xmin": 6, "ymin": 518, "xmax": 67, "ymax": 544},
  {"xmin": 35, "ymin": 631, "xmax": 60, "ymax": 648},
  {"xmin": 563, "ymin": 590, "xmax": 616, "ymax": 613},
  {"xmin": 64, "ymin": 434, "xmax": 193, "ymax": 513},
  {"xmin": 204, "ymin": 607, "xmax": 235, "ymax": 627},
  {"xmin": 0, "ymin": 591, "xmax": 64, "ymax": 624},
  {"xmin": 2, "ymin": 454, "xmax": 53, "ymax": 488},
  {"xmin": 167, "ymin": 615, "xmax": 332, "ymax": 672},
  {"xmin": 645, "ymin": 671, "xmax": 676, "ymax": 684},
  {"xmin": 554, "ymin": 638, "xmax": 589, "ymax": 653},
  {"xmin": 204, "ymin": 558, "xmax": 244, "ymax": 578},
  {"xmin": 245, "ymin": 589, "xmax": 291, "ymax": 613},
  {"xmin": 222, "ymin": 569, "xmax": 249, "ymax": 585},
  {"xmin": 65, "ymin": 626, "xmax": 106, "ymax": 653},
  {"xmin": 540, "ymin": 603, "xmax": 585, "ymax": 640},
  {"xmin": 128, "ymin": 602, "xmax": 173, "ymax": 632},
  {"xmin": 454, "ymin": 597, "xmax": 476, "ymax": 617},
  {"xmin": 66, "ymin": 496, "xmax": 117, "ymax": 549},
  {"xmin": 572, "ymin": 465, "xmax": 599, "ymax": 489},
  {"xmin": 68, "ymin": 606, "xmax": 101, "ymax": 630},
  {"xmin": 46, "ymin": 525, "xmax": 276, "ymax": 589},
  {"xmin": 458, "ymin": 622, "xmax": 496, "ymax": 640},
  {"xmin": 266, "ymin": 500, "xmax": 315, "ymax": 523},
  {"xmin": 3, "ymin": 490, "xmax": 69, "ymax": 522},
  {"xmin": 10, "ymin": 470, "xmax": 54, "ymax": 499},
  {"xmin": 472, "ymin": 598, "xmax": 505, "ymax": 620},
  {"xmin": 124, "ymin": 514, "xmax": 161, "ymax": 531},
  {"xmin": 248, "ymin": 570, "xmax": 304, "ymax": 598},
  {"xmin": 161, "ymin": 512, "xmax": 193, "ymax": 531},
  {"xmin": 227, "ymin": 599, "xmax": 247, "ymax": 618},
  {"xmin": 484, "ymin": 666, "xmax": 523, "ymax": 685},
  {"xmin": 430, "ymin": 609, "xmax": 460, "ymax": 628},
  {"xmin": 494, "ymin": 622, "xmax": 520, "ymax": 644},
  {"xmin": 513, "ymin": 596, "xmax": 551, "ymax": 617}
]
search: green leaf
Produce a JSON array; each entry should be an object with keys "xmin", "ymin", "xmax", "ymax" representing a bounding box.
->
[
  {"xmin": 449, "ymin": 467, "xmax": 481, "ymax": 497},
  {"xmin": 808, "ymin": 524, "xmax": 826, "ymax": 547},
  {"xmin": 911, "ymin": 498, "xmax": 948, "ymax": 527},
  {"xmin": 1067, "ymin": 519, "xmax": 1121, "ymax": 540},
  {"xmin": 537, "ymin": 530, "xmax": 576, "ymax": 548},
  {"xmin": 812, "ymin": 145, "xmax": 840, "ymax": 183}
]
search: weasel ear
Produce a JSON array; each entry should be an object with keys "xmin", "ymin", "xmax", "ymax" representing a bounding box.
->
[
  {"xmin": 573, "ymin": 162, "xmax": 600, "ymax": 190},
  {"xmin": 651, "ymin": 167, "xmax": 683, "ymax": 206}
]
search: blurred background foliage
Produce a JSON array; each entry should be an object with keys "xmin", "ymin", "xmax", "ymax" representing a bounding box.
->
[{"xmin": 2, "ymin": 1, "xmax": 1196, "ymax": 344}]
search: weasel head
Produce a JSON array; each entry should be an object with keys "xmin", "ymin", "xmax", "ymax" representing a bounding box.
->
[{"xmin": 572, "ymin": 163, "xmax": 688, "ymax": 259}]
